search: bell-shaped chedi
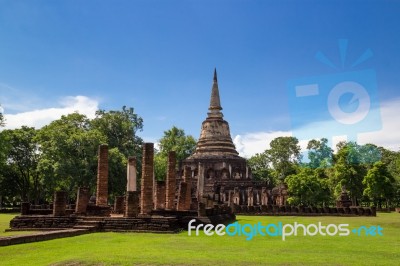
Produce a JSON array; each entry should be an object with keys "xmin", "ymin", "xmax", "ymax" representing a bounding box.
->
[
  {"xmin": 182, "ymin": 69, "xmax": 267, "ymax": 205},
  {"xmin": 188, "ymin": 69, "xmax": 240, "ymax": 159}
]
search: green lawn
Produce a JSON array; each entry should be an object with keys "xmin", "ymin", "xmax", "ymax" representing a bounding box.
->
[
  {"xmin": 0, "ymin": 213, "xmax": 35, "ymax": 237},
  {"xmin": 0, "ymin": 213, "xmax": 399, "ymax": 265}
]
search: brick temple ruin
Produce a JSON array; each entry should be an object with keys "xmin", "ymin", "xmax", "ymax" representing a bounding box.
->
[{"xmin": 9, "ymin": 70, "xmax": 376, "ymax": 234}]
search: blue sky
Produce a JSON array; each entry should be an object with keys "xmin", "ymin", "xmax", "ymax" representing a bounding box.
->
[{"xmin": 1, "ymin": 0, "xmax": 399, "ymax": 157}]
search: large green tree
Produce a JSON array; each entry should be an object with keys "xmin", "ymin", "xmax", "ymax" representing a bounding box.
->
[
  {"xmin": 307, "ymin": 138, "xmax": 333, "ymax": 168},
  {"xmin": 266, "ymin": 136, "xmax": 301, "ymax": 180},
  {"xmin": 331, "ymin": 142, "xmax": 367, "ymax": 205},
  {"xmin": 154, "ymin": 126, "xmax": 196, "ymax": 180},
  {"xmin": 91, "ymin": 106, "xmax": 143, "ymax": 157},
  {"xmin": 247, "ymin": 152, "xmax": 273, "ymax": 184},
  {"xmin": 90, "ymin": 106, "xmax": 144, "ymax": 198},
  {"xmin": 378, "ymin": 148, "xmax": 400, "ymax": 206},
  {"xmin": 286, "ymin": 167, "xmax": 331, "ymax": 207},
  {"xmin": 0, "ymin": 127, "xmax": 41, "ymax": 202},
  {"xmin": 37, "ymin": 113, "xmax": 106, "ymax": 201},
  {"xmin": 363, "ymin": 161, "xmax": 396, "ymax": 208}
]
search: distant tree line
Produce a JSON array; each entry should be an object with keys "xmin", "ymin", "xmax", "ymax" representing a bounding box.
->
[
  {"xmin": 0, "ymin": 105, "xmax": 143, "ymax": 206},
  {"xmin": 1, "ymin": 103, "xmax": 399, "ymax": 209},
  {"xmin": 247, "ymin": 137, "xmax": 400, "ymax": 208}
]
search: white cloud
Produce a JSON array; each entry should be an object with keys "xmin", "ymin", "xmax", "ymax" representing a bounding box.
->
[
  {"xmin": 233, "ymin": 131, "xmax": 292, "ymax": 158},
  {"xmin": 233, "ymin": 98, "xmax": 400, "ymax": 158},
  {"xmin": 2, "ymin": 96, "xmax": 99, "ymax": 130},
  {"xmin": 358, "ymin": 98, "xmax": 400, "ymax": 151}
]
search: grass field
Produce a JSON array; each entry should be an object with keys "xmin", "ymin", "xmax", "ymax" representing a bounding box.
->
[
  {"xmin": 0, "ymin": 213, "xmax": 35, "ymax": 237},
  {"xmin": 0, "ymin": 213, "xmax": 399, "ymax": 265}
]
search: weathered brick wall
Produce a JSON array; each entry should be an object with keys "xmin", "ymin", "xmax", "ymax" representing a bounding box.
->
[
  {"xmin": 125, "ymin": 191, "xmax": 140, "ymax": 217},
  {"xmin": 75, "ymin": 187, "xmax": 90, "ymax": 214},
  {"xmin": 155, "ymin": 181, "xmax": 166, "ymax": 209},
  {"xmin": 53, "ymin": 191, "xmax": 67, "ymax": 216},
  {"xmin": 96, "ymin": 145, "xmax": 109, "ymax": 206},
  {"xmin": 233, "ymin": 205, "xmax": 377, "ymax": 216},
  {"xmin": 114, "ymin": 196, "xmax": 125, "ymax": 214},
  {"xmin": 10, "ymin": 216, "xmax": 78, "ymax": 229},
  {"xmin": 21, "ymin": 202, "xmax": 30, "ymax": 215},
  {"xmin": 183, "ymin": 166, "xmax": 192, "ymax": 210},
  {"xmin": 86, "ymin": 205, "xmax": 111, "ymax": 216},
  {"xmin": 165, "ymin": 151, "xmax": 176, "ymax": 210},
  {"xmin": 177, "ymin": 182, "xmax": 189, "ymax": 211},
  {"xmin": 102, "ymin": 217, "xmax": 181, "ymax": 232},
  {"xmin": 9, "ymin": 211, "xmax": 236, "ymax": 232},
  {"xmin": 140, "ymin": 143, "xmax": 154, "ymax": 215}
]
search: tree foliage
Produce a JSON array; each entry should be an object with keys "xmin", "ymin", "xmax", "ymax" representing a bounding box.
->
[
  {"xmin": 307, "ymin": 138, "xmax": 333, "ymax": 168},
  {"xmin": 0, "ymin": 106, "xmax": 143, "ymax": 205},
  {"xmin": 91, "ymin": 106, "xmax": 143, "ymax": 157},
  {"xmin": 37, "ymin": 113, "xmax": 106, "ymax": 201},
  {"xmin": 331, "ymin": 142, "xmax": 367, "ymax": 205},
  {"xmin": 363, "ymin": 161, "xmax": 396, "ymax": 208},
  {"xmin": 0, "ymin": 127, "xmax": 40, "ymax": 202},
  {"xmin": 247, "ymin": 152, "xmax": 273, "ymax": 184},
  {"xmin": 154, "ymin": 126, "xmax": 196, "ymax": 180},
  {"xmin": 90, "ymin": 107, "xmax": 143, "ymax": 199},
  {"xmin": 247, "ymin": 137, "xmax": 399, "ymax": 208},
  {"xmin": 0, "ymin": 104, "xmax": 4, "ymax": 127},
  {"xmin": 266, "ymin": 136, "xmax": 301, "ymax": 180},
  {"xmin": 286, "ymin": 167, "xmax": 331, "ymax": 207}
]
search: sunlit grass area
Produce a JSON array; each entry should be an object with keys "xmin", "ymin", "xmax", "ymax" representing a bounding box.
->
[
  {"xmin": 0, "ymin": 213, "xmax": 35, "ymax": 237},
  {"xmin": 0, "ymin": 213, "xmax": 399, "ymax": 265}
]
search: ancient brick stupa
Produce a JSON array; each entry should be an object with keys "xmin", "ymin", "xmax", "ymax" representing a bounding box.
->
[{"xmin": 183, "ymin": 69, "xmax": 267, "ymax": 206}]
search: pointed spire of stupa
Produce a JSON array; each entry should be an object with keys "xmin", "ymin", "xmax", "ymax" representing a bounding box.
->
[
  {"xmin": 187, "ymin": 69, "xmax": 239, "ymax": 159},
  {"xmin": 208, "ymin": 68, "xmax": 223, "ymax": 118}
]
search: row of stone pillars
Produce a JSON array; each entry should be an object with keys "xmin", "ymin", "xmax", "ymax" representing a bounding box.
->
[
  {"xmin": 92, "ymin": 143, "xmax": 192, "ymax": 217},
  {"xmin": 52, "ymin": 143, "xmax": 192, "ymax": 217},
  {"xmin": 139, "ymin": 143, "xmax": 193, "ymax": 216}
]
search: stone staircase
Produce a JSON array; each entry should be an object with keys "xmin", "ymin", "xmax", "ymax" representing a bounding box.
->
[{"xmin": 73, "ymin": 217, "xmax": 104, "ymax": 231}]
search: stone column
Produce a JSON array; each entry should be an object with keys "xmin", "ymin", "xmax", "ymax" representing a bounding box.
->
[
  {"xmin": 177, "ymin": 181, "xmax": 188, "ymax": 211},
  {"xmin": 75, "ymin": 187, "xmax": 89, "ymax": 214},
  {"xmin": 96, "ymin": 144, "xmax": 109, "ymax": 206},
  {"xmin": 21, "ymin": 202, "xmax": 30, "ymax": 215},
  {"xmin": 140, "ymin": 143, "xmax": 154, "ymax": 215},
  {"xmin": 197, "ymin": 162, "xmax": 204, "ymax": 198},
  {"xmin": 261, "ymin": 187, "xmax": 268, "ymax": 206},
  {"xmin": 165, "ymin": 151, "xmax": 176, "ymax": 210},
  {"xmin": 125, "ymin": 191, "xmax": 140, "ymax": 217},
  {"xmin": 233, "ymin": 187, "xmax": 240, "ymax": 205},
  {"xmin": 114, "ymin": 196, "xmax": 125, "ymax": 214},
  {"xmin": 53, "ymin": 191, "xmax": 66, "ymax": 216},
  {"xmin": 198, "ymin": 201, "xmax": 206, "ymax": 217},
  {"xmin": 183, "ymin": 166, "xmax": 192, "ymax": 210},
  {"xmin": 155, "ymin": 181, "xmax": 166, "ymax": 209},
  {"xmin": 371, "ymin": 206, "xmax": 376, "ymax": 216},
  {"xmin": 247, "ymin": 187, "xmax": 254, "ymax": 207},
  {"xmin": 228, "ymin": 190, "xmax": 235, "ymax": 207},
  {"xmin": 127, "ymin": 156, "xmax": 137, "ymax": 192}
]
